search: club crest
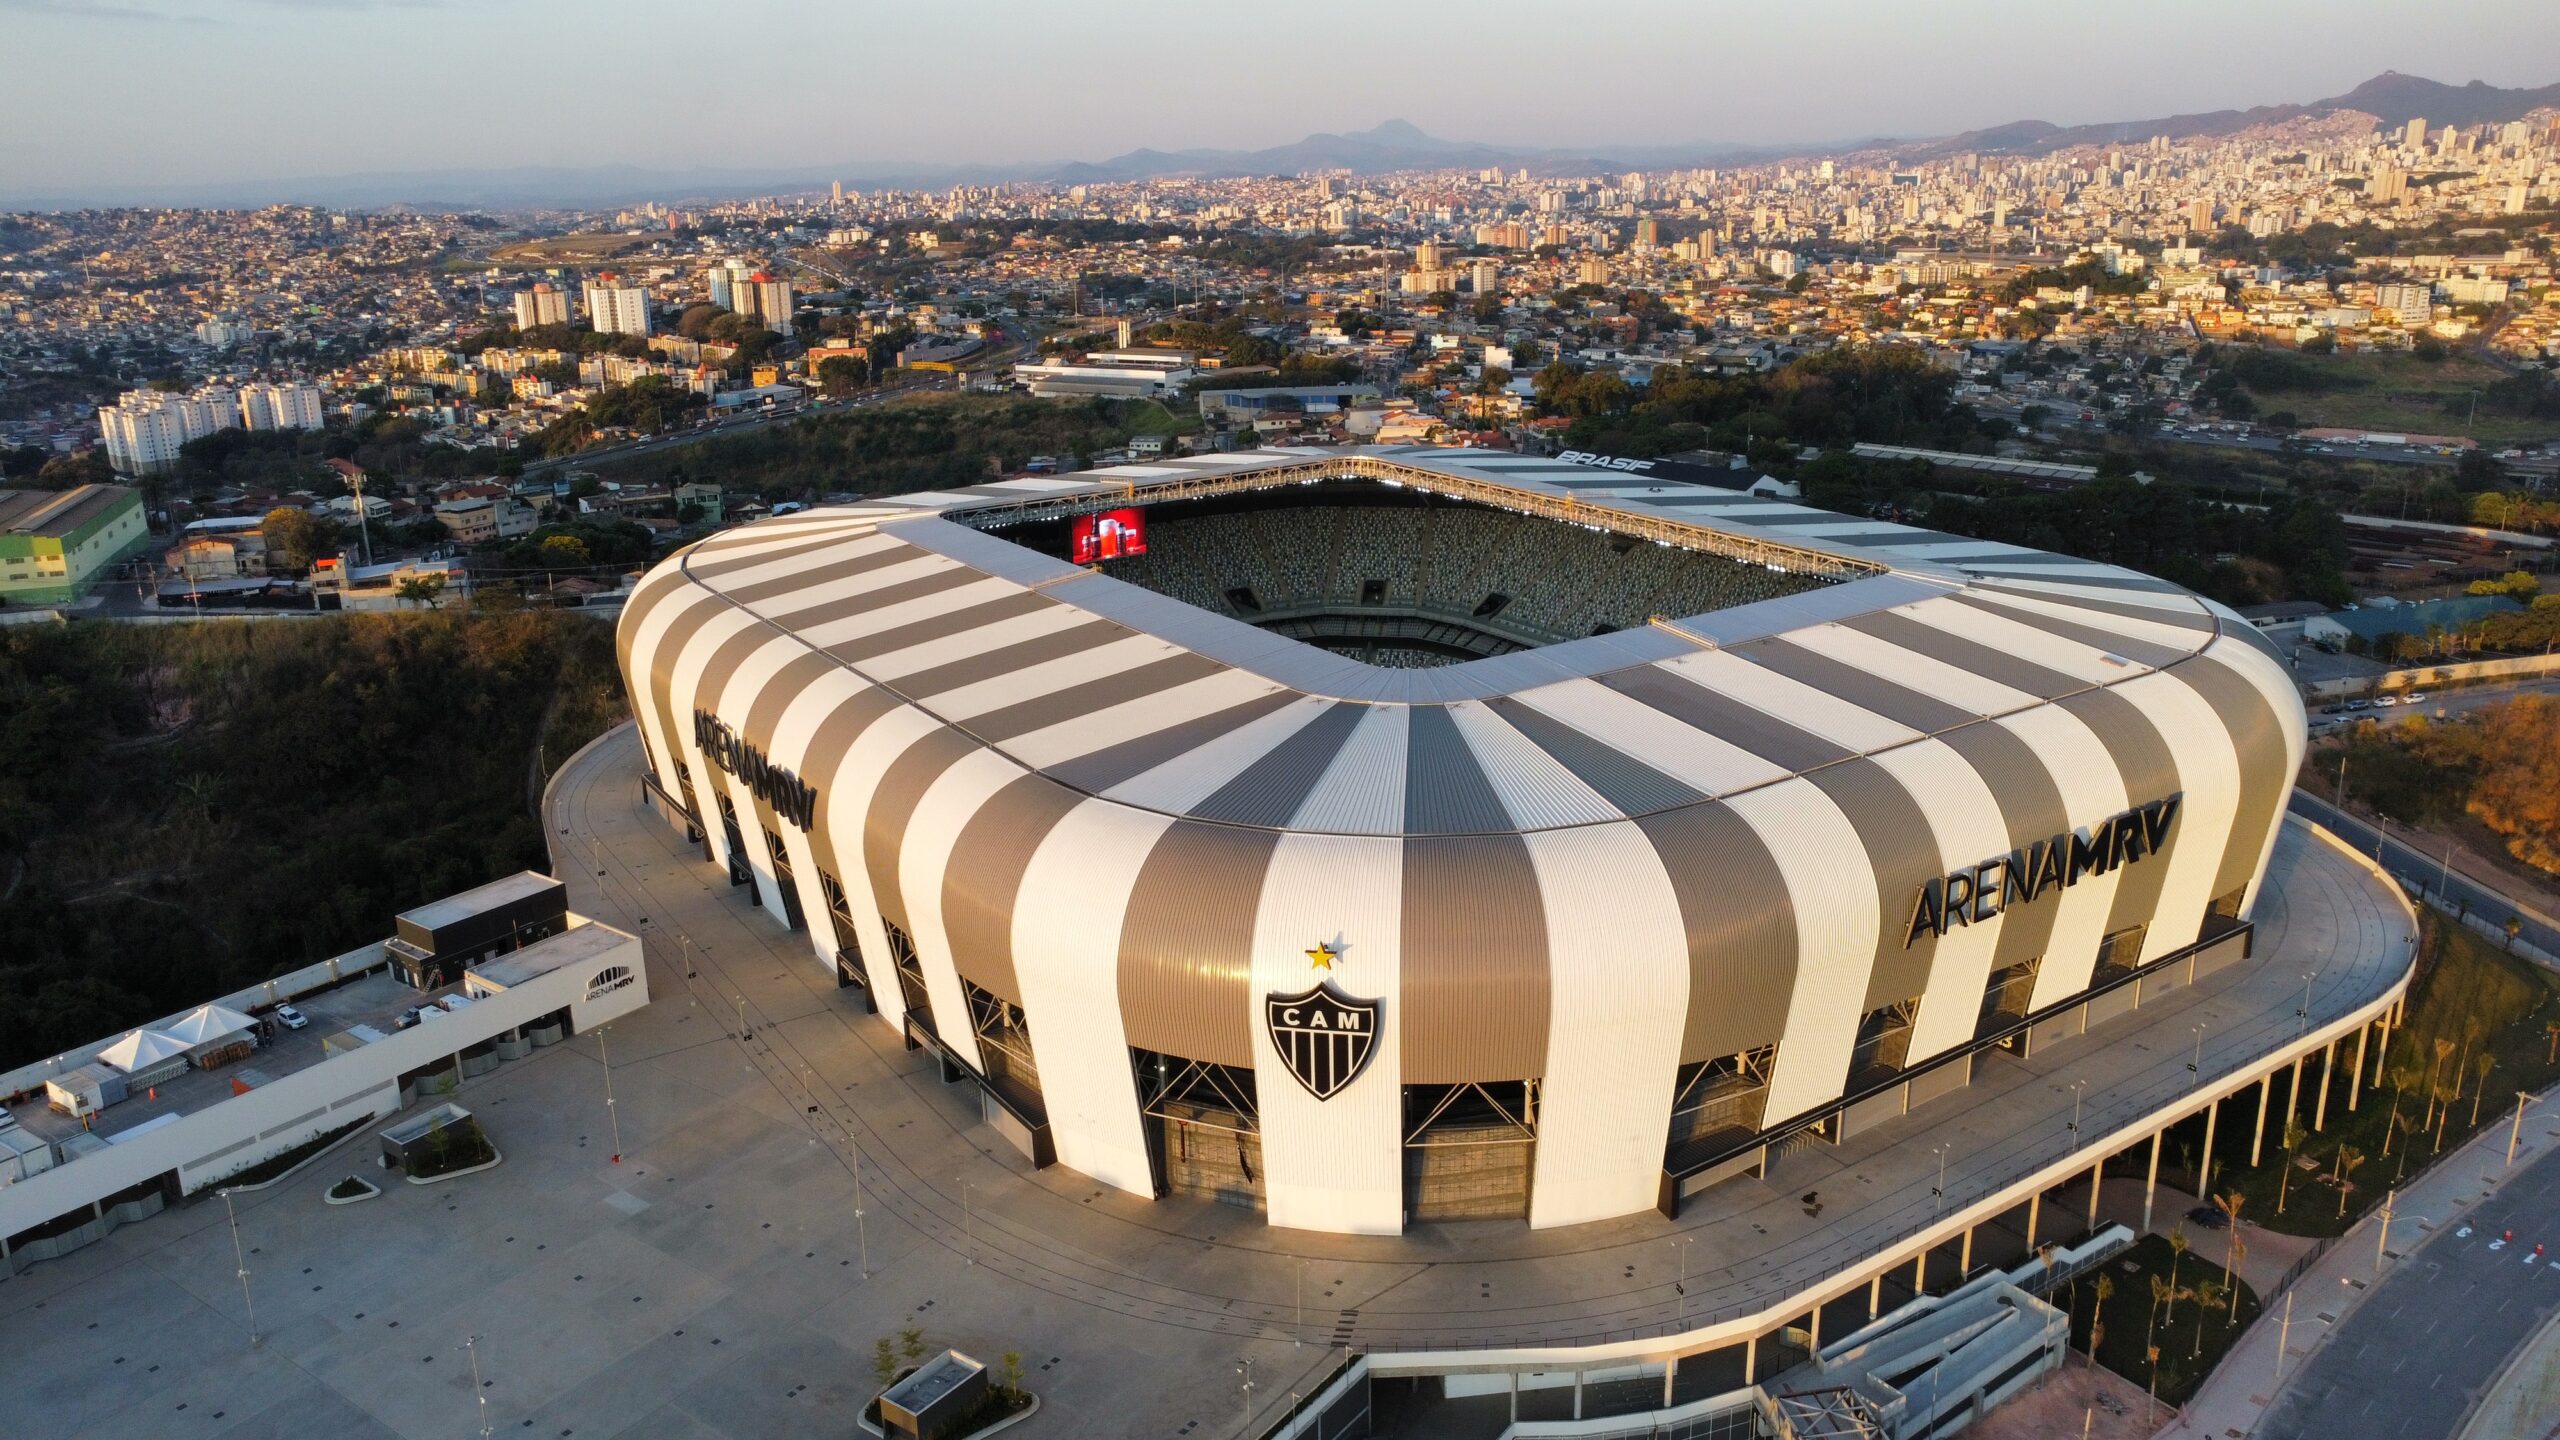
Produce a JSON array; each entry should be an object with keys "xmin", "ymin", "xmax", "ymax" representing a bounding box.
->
[{"xmin": 1264, "ymin": 981, "xmax": 1380, "ymax": 1101}]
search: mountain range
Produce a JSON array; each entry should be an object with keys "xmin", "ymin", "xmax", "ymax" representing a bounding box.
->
[{"xmin": 5, "ymin": 72, "xmax": 2555, "ymax": 211}]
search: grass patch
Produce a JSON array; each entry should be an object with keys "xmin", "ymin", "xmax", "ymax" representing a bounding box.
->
[
  {"xmin": 406, "ymin": 1115, "xmax": 496, "ymax": 1178},
  {"xmin": 1116, "ymin": 399, "xmax": 1202, "ymax": 437},
  {"xmin": 2181, "ymin": 913, "xmax": 2560, "ymax": 1239},
  {"xmin": 2056, "ymin": 1233, "xmax": 2261, "ymax": 1408},
  {"xmin": 2240, "ymin": 350, "xmax": 2543, "ymax": 444}
]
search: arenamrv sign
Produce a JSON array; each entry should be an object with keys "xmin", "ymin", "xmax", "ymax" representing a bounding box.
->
[{"xmin": 692, "ymin": 709, "xmax": 818, "ymax": 830}]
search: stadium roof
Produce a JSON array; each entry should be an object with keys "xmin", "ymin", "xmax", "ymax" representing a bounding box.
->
[{"xmin": 623, "ymin": 446, "xmax": 2291, "ymax": 843}]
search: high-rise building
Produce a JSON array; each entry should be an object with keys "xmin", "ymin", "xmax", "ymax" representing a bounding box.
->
[
  {"xmin": 2374, "ymin": 283, "xmax": 2433, "ymax": 326},
  {"xmin": 832, "ymin": 180, "xmax": 844, "ymax": 207},
  {"xmin": 513, "ymin": 283, "xmax": 572, "ymax": 331},
  {"xmin": 96, "ymin": 384, "xmax": 236, "ymax": 474},
  {"xmin": 1415, "ymin": 239, "xmax": 1445, "ymax": 270},
  {"xmin": 2369, "ymin": 167, "xmax": 2408, "ymax": 204},
  {"xmin": 583, "ymin": 275, "xmax": 653, "ymax": 337},
  {"xmin": 2403, "ymin": 116, "xmax": 2429, "ymax": 151},
  {"xmin": 1470, "ymin": 259, "xmax": 1500, "ymax": 295},
  {"xmin": 740, "ymin": 273, "xmax": 795, "ymax": 335},
  {"xmin": 238, "ymin": 382, "xmax": 324, "ymax": 432},
  {"xmin": 1633, "ymin": 218, "xmax": 1661, "ymax": 249}
]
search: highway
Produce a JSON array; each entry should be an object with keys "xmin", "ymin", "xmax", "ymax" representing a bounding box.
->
[
  {"xmin": 2257, "ymin": 1132, "xmax": 2560, "ymax": 1440},
  {"xmin": 2288, "ymin": 789, "xmax": 2560, "ymax": 960}
]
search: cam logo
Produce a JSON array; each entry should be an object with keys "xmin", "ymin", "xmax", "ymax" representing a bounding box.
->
[{"xmin": 1265, "ymin": 982, "xmax": 1380, "ymax": 1101}]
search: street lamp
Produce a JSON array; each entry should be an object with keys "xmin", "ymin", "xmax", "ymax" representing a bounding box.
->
[
  {"xmin": 599, "ymin": 1025, "xmax": 623, "ymax": 1165},
  {"xmin": 1677, "ymin": 1236, "xmax": 1696, "ymax": 1330},
  {"xmin": 462, "ymin": 1334, "xmax": 494, "ymax": 1439},
  {"xmin": 2189, "ymin": 1023, "xmax": 2208, "ymax": 1077},
  {"xmin": 1931, "ymin": 1144, "xmax": 1950, "ymax": 1214},
  {"xmin": 2066, "ymin": 1079, "xmax": 2088, "ymax": 1146},
  {"xmin": 220, "ymin": 1187, "xmax": 259, "ymax": 1346},
  {"xmin": 1236, "ymin": 1357, "xmax": 1256, "ymax": 1437}
]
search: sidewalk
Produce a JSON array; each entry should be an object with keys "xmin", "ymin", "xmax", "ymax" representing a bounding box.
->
[
  {"xmin": 2458, "ymin": 1310, "xmax": 2560, "ymax": 1440},
  {"xmin": 2164, "ymin": 1083, "xmax": 2560, "ymax": 1437}
]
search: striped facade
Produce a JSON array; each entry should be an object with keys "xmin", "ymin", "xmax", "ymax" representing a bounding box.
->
[{"xmin": 617, "ymin": 446, "xmax": 2306, "ymax": 1235}]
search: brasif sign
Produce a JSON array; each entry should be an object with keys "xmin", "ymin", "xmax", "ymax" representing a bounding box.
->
[{"xmin": 692, "ymin": 709, "xmax": 818, "ymax": 830}]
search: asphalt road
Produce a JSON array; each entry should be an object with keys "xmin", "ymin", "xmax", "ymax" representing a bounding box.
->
[
  {"xmin": 2287, "ymin": 790, "xmax": 2560, "ymax": 960},
  {"xmin": 2257, "ymin": 1133, "xmax": 2560, "ymax": 1440}
]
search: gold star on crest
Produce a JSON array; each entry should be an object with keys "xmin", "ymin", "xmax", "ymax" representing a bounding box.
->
[{"xmin": 1306, "ymin": 939, "xmax": 1342, "ymax": 971}]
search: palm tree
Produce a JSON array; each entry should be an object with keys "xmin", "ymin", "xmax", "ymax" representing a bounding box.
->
[
  {"xmin": 2215, "ymin": 1191, "xmax": 2249, "ymax": 1288},
  {"xmin": 2164, "ymin": 1231, "xmax": 2191, "ymax": 1321},
  {"xmin": 2190, "ymin": 1279, "xmax": 2229, "ymax": 1360},
  {"xmin": 2333, "ymin": 1146, "xmax": 2367, "ymax": 1218},
  {"xmin": 2277, "ymin": 1117, "xmax": 2310, "ymax": 1214},
  {"xmin": 2471, "ymin": 1055, "xmax": 2497, "ymax": 1128},
  {"xmin": 2428, "ymin": 1038, "xmax": 2457, "ymax": 1125},
  {"xmin": 2089, "ymin": 1273, "xmax": 2116, "ymax": 1361},
  {"xmin": 2434, "ymin": 1077, "xmax": 2460, "ymax": 1153},
  {"xmin": 2146, "ymin": 1273, "xmax": 2175, "ymax": 1358}
]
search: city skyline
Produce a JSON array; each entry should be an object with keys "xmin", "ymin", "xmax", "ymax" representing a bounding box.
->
[{"xmin": 3, "ymin": 0, "xmax": 2558, "ymax": 206}]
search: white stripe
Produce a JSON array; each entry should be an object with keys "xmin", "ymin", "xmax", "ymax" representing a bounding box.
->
[
  {"xmin": 1872, "ymin": 740, "xmax": 2012, "ymax": 1065},
  {"xmin": 1510, "ymin": 677, "xmax": 1794, "ymax": 796},
  {"xmin": 755, "ymin": 553, "xmax": 955, "ymax": 620},
  {"xmin": 859, "ymin": 603, "xmax": 1090, "ymax": 680},
  {"xmin": 703, "ymin": 632, "xmax": 819, "ymax": 928},
  {"xmin": 2108, "ymin": 672, "xmax": 2241, "ymax": 963},
  {"xmin": 1523, "ymin": 823, "xmax": 1689, "ymax": 1228},
  {"xmin": 2001, "ymin": 706, "xmax": 2132, "ymax": 1008},
  {"xmin": 621, "ymin": 582, "xmax": 726, "ymax": 800},
  {"xmin": 664, "ymin": 608, "xmax": 767, "ymax": 878},
  {"xmin": 817, "ymin": 704, "xmax": 948, "ymax": 1034},
  {"xmin": 1005, "ymin": 669, "xmax": 1288, "ymax": 771},
  {"xmin": 1898, "ymin": 596, "xmax": 2156, "ymax": 685},
  {"xmin": 1251, "ymin": 833, "xmax": 1404, "ymax": 1234},
  {"xmin": 2195, "ymin": 638, "xmax": 2308, "ymax": 915},
  {"xmin": 1958, "ymin": 589, "xmax": 2210, "ymax": 657},
  {"xmin": 799, "ymin": 576, "xmax": 1020, "ymax": 650},
  {"xmin": 767, "ymin": 670, "xmax": 878, "ymax": 975},
  {"xmin": 1444, "ymin": 701, "xmax": 1620, "ymax": 830},
  {"xmin": 1010, "ymin": 799, "xmax": 1174, "ymax": 1197},
  {"xmin": 898, "ymin": 748, "xmax": 1029, "ymax": 1074},
  {"xmin": 1670, "ymin": 647, "xmax": 1926, "ymax": 751},
  {"xmin": 1287, "ymin": 704, "xmax": 1411, "ymax": 834},
  {"xmin": 1981, "ymin": 577, "xmax": 2210, "ymax": 614},
  {"xmin": 1728, "ymin": 779, "xmax": 1881, "ymax": 1124},
  {"xmin": 1781, "ymin": 620, "xmax": 2042, "ymax": 718},
  {"xmin": 1101, "ymin": 696, "xmax": 1337, "ymax": 813},
  {"xmin": 930, "ymin": 633, "xmax": 1179, "ymax": 721}
]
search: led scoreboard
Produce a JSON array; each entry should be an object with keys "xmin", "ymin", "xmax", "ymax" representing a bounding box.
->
[{"xmin": 1071, "ymin": 508, "xmax": 1147, "ymax": 564}]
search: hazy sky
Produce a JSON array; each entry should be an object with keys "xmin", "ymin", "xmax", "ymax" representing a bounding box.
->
[{"xmin": 3, "ymin": 0, "xmax": 2555, "ymax": 201}]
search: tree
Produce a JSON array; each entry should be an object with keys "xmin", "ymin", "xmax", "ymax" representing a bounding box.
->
[
  {"xmin": 872, "ymin": 1337, "xmax": 899, "ymax": 1389},
  {"xmin": 996, "ymin": 1350, "xmax": 1025, "ymax": 1405},
  {"xmin": 898, "ymin": 1326, "xmax": 925, "ymax": 1367},
  {"xmin": 2277, "ymin": 1117, "xmax": 2309, "ymax": 1214},
  {"xmin": 261, "ymin": 506, "xmax": 325, "ymax": 573},
  {"xmin": 2089, "ymin": 1273, "xmax": 2115, "ymax": 1360},
  {"xmin": 2213, "ymin": 1191, "xmax": 2248, "ymax": 1287},
  {"xmin": 394, "ymin": 574, "xmax": 447, "ymax": 609},
  {"xmin": 2332, "ymin": 1145, "xmax": 2366, "ymax": 1217},
  {"xmin": 816, "ymin": 355, "xmax": 867, "ymax": 397},
  {"xmin": 2164, "ymin": 1231, "xmax": 2189, "ymax": 1321},
  {"xmin": 538, "ymin": 534, "xmax": 591, "ymax": 566}
]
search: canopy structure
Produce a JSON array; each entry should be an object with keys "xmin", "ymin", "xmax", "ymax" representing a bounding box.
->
[
  {"xmin": 97, "ymin": 1028, "xmax": 191, "ymax": 1073},
  {"xmin": 162, "ymin": 1003, "xmax": 257, "ymax": 1047}
]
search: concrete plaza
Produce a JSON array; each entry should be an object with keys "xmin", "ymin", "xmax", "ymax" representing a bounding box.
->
[{"xmin": 0, "ymin": 723, "xmax": 2417, "ymax": 1439}]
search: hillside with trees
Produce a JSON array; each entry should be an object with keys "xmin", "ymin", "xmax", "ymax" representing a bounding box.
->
[{"xmin": 0, "ymin": 612, "xmax": 625, "ymax": 1068}]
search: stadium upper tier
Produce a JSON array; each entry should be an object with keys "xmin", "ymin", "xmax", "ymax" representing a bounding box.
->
[{"xmin": 618, "ymin": 444, "xmax": 2306, "ymax": 1233}]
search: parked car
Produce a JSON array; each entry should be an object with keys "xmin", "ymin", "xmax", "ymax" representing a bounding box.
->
[
  {"xmin": 273, "ymin": 1004, "xmax": 309, "ymax": 1030},
  {"xmin": 2347, "ymin": 699, "xmax": 2372, "ymax": 711},
  {"xmin": 2374, "ymin": 695, "xmax": 2399, "ymax": 707},
  {"xmin": 2320, "ymin": 704, "xmax": 2346, "ymax": 715},
  {"xmin": 2404, "ymin": 692, "xmax": 2428, "ymax": 704}
]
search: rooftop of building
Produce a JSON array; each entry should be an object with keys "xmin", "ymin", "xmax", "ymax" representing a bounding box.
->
[{"xmin": 0, "ymin": 484, "xmax": 137, "ymax": 538}]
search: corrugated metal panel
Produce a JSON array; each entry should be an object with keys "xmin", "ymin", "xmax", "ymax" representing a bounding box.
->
[
  {"xmin": 1485, "ymin": 695, "xmax": 1705, "ymax": 816},
  {"xmin": 740, "ymin": 651, "xmax": 840, "ymax": 744},
  {"xmin": 689, "ymin": 529, "xmax": 894, "ymax": 583},
  {"xmin": 1939, "ymin": 592, "xmax": 2193, "ymax": 671},
  {"xmin": 1188, "ymin": 701, "xmax": 1369, "ymax": 826},
  {"xmin": 1287, "ymin": 704, "xmax": 1410, "ymax": 835},
  {"xmin": 1960, "ymin": 561, "xmax": 2185, "ymax": 594},
  {"xmin": 2056, "ymin": 688, "xmax": 2182, "ymax": 945},
  {"xmin": 1521, "ymin": 822, "xmax": 1691, "ymax": 1228},
  {"xmin": 1116, "ymin": 819, "xmax": 1275, "ymax": 1066},
  {"xmin": 1974, "ymin": 579, "xmax": 2214, "ymax": 627},
  {"xmin": 940, "ymin": 773, "xmax": 1087, "ymax": 1006},
  {"xmin": 1438, "ymin": 701, "xmax": 1620, "ymax": 830},
  {"xmin": 1726, "ymin": 638, "xmax": 1976, "ymax": 734},
  {"xmin": 1853, "ymin": 604, "xmax": 2088, "ymax": 696},
  {"xmin": 2172, "ymin": 649, "xmax": 2295, "ymax": 912},
  {"xmin": 805, "ymin": 577, "xmax": 1019, "ymax": 650},
  {"xmin": 1605, "ymin": 663, "xmax": 1858, "ymax": 773},
  {"xmin": 886, "ymin": 619, "xmax": 1131, "ymax": 698},
  {"xmin": 1868, "ymin": 740, "xmax": 2012, "ymax": 1065},
  {"xmin": 896, "ymin": 748, "xmax": 1025, "ymax": 1075},
  {"xmin": 1004, "ymin": 669, "xmax": 1287, "ymax": 772},
  {"xmin": 1401, "ymin": 833, "xmax": 1549, "ymax": 1083},
  {"xmin": 961, "ymin": 653, "xmax": 1227, "ymax": 741},
  {"xmin": 1104, "ymin": 696, "xmax": 1334, "ymax": 814},
  {"xmin": 859, "ymin": 602, "xmax": 1097, "ymax": 680},
  {"xmin": 1402, "ymin": 705, "xmax": 1514, "ymax": 835},
  {"xmin": 1727, "ymin": 779, "xmax": 1881, "ymax": 1125},
  {"xmin": 2106, "ymin": 672, "xmax": 2242, "ymax": 962},
  {"xmin": 2000, "ymin": 705, "xmax": 2132, "ymax": 1010},
  {"xmin": 1634, "ymin": 801, "xmax": 1797, "ymax": 1063},
  {"xmin": 755, "ymin": 555, "xmax": 963, "ymax": 623},
  {"xmin": 861, "ymin": 726, "xmax": 981, "ymax": 936},
  {"xmin": 1932, "ymin": 720, "xmax": 2068, "ymax": 985},
  {"xmin": 1508, "ymin": 677, "xmax": 1787, "ymax": 797},
  {"xmin": 1800, "ymin": 759, "xmax": 1939, "ymax": 1013},
  {"xmin": 930, "ymin": 634, "xmax": 1180, "ymax": 723},
  {"xmin": 720, "ymin": 538, "xmax": 920, "ymax": 606},
  {"xmin": 1044, "ymin": 689, "xmax": 1304, "ymax": 796},
  {"xmin": 823, "ymin": 589, "xmax": 1057, "ymax": 665},
  {"xmin": 1669, "ymin": 647, "xmax": 1923, "ymax": 755},
  {"xmin": 1815, "ymin": 613, "xmax": 2066, "ymax": 708}
]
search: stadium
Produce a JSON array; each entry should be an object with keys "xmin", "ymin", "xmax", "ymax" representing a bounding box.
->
[{"xmin": 616, "ymin": 444, "xmax": 2309, "ymax": 1237}]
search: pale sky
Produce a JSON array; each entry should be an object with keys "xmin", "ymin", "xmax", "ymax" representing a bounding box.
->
[{"xmin": 2, "ymin": 0, "xmax": 2554, "ymax": 204}]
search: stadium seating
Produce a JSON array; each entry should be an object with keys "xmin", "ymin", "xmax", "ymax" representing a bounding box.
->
[{"xmin": 1096, "ymin": 503, "xmax": 1826, "ymax": 651}]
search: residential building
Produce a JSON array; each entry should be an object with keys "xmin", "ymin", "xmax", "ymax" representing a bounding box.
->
[
  {"xmin": 97, "ymin": 385, "xmax": 235, "ymax": 474},
  {"xmin": 238, "ymin": 382, "xmax": 324, "ymax": 432},
  {"xmin": 513, "ymin": 283, "xmax": 573, "ymax": 331},
  {"xmin": 2373, "ymin": 282, "xmax": 2433, "ymax": 325},
  {"xmin": 583, "ymin": 275, "xmax": 652, "ymax": 337}
]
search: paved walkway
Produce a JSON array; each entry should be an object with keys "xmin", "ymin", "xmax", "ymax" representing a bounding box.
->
[
  {"xmin": 554, "ymin": 724, "xmax": 2413, "ymax": 1359},
  {"xmin": 2457, "ymin": 1308, "xmax": 2560, "ymax": 1440},
  {"xmin": 2169, "ymin": 1082, "xmax": 2560, "ymax": 1440}
]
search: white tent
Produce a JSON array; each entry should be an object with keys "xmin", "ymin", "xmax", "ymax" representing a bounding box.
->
[
  {"xmin": 97, "ymin": 1028, "xmax": 191, "ymax": 1073},
  {"xmin": 163, "ymin": 1003, "xmax": 257, "ymax": 1047}
]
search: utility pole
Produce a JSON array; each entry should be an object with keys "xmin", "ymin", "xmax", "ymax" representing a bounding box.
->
[
  {"xmin": 463, "ymin": 1334, "xmax": 495, "ymax": 1439},
  {"xmin": 599, "ymin": 1025, "xmax": 623, "ymax": 1165},
  {"xmin": 221, "ymin": 1188, "xmax": 259, "ymax": 1346},
  {"xmin": 2513, "ymin": 1091, "xmax": 2537, "ymax": 1166}
]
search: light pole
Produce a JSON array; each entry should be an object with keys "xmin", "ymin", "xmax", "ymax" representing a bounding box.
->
[
  {"xmin": 599, "ymin": 1025, "xmax": 623, "ymax": 1165},
  {"xmin": 1236, "ymin": 1357, "xmax": 1256, "ymax": 1437},
  {"xmin": 852, "ymin": 1137, "xmax": 871, "ymax": 1277},
  {"xmin": 682, "ymin": 933, "xmax": 695, "ymax": 979},
  {"xmin": 1677, "ymin": 1236, "xmax": 1696, "ymax": 1330},
  {"xmin": 2067, "ymin": 1080, "xmax": 2088, "ymax": 1148},
  {"xmin": 463, "ymin": 1334, "xmax": 494, "ymax": 1439},
  {"xmin": 2273, "ymin": 1292, "xmax": 2293, "ymax": 1384},
  {"xmin": 220, "ymin": 1188, "xmax": 259, "ymax": 1346},
  {"xmin": 1931, "ymin": 1144, "xmax": 1950, "ymax": 1214},
  {"xmin": 964, "ymin": 1182, "xmax": 975, "ymax": 1266},
  {"xmin": 2512, "ymin": 1091, "xmax": 2542, "ymax": 1166},
  {"xmin": 2298, "ymin": 972, "xmax": 2316, "ymax": 1036},
  {"xmin": 735, "ymin": 993, "xmax": 750, "ymax": 1040},
  {"xmin": 1296, "ymin": 1257, "xmax": 1308, "ymax": 1347},
  {"xmin": 2189, "ymin": 1023, "xmax": 2208, "ymax": 1077}
]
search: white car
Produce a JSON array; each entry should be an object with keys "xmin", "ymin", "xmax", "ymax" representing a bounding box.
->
[
  {"xmin": 2404, "ymin": 692, "xmax": 2428, "ymax": 704},
  {"xmin": 2373, "ymin": 695, "xmax": 2398, "ymax": 707},
  {"xmin": 273, "ymin": 1004, "xmax": 309, "ymax": 1030}
]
